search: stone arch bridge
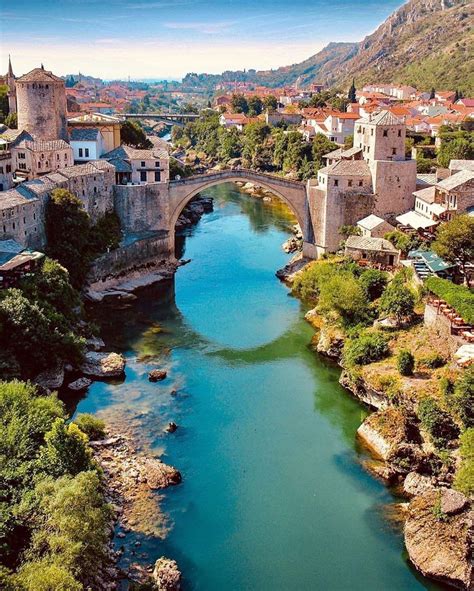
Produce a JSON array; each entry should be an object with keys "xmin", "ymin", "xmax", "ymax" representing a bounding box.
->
[
  {"xmin": 168, "ymin": 169, "xmax": 314, "ymax": 252},
  {"xmin": 114, "ymin": 169, "xmax": 322, "ymax": 261}
]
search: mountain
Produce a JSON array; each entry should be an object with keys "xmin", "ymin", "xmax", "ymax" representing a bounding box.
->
[{"xmin": 183, "ymin": 0, "xmax": 473, "ymax": 94}]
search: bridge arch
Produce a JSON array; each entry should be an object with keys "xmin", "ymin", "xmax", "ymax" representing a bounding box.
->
[{"xmin": 167, "ymin": 170, "xmax": 310, "ymax": 257}]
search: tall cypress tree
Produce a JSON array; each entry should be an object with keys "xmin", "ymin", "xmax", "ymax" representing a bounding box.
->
[{"xmin": 348, "ymin": 79, "xmax": 356, "ymax": 103}]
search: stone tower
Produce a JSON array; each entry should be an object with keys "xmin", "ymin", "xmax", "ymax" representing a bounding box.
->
[
  {"xmin": 15, "ymin": 66, "xmax": 68, "ymax": 141},
  {"xmin": 354, "ymin": 110, "xmax": 407, "ymax": 162}
]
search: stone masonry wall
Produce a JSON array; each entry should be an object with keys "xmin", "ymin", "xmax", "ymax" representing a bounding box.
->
[
  {"xmin": 113, "ymin": 184, "xmax": 170, "ymax": 233},
  {"xmin": 87, "ymin": 233, "xmax": 171, "ymax": 283},
  {"xmin": 16, "ymin": 81, "xmax": 68, "ymax": 141}
]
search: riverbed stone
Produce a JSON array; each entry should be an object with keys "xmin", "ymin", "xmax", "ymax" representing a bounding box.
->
[
  {"xmin": 68, "ymin": 377, "xmax": 93, "ymax": 391},
  {"xmin": 142, "ymin": 458, "xmax": 182, "ymax": 489},
  {"xmin": 149, "ymin": 369, "xmax": 167, "ymax": 382},
  {"xmin": 81, "ymin": 352, "xmax": 126, "ymax": 378},
  {"xmin": 403, "ymin": 472, "xmax": 436, "ymax": 496},
  {"xmin": 152, "ymin": 557, "xmax": 181, "ymax": 591}
]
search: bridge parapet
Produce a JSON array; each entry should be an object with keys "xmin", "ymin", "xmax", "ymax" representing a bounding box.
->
[{"xmin": 169, "ymin": 168, "xmax": 304, "ymax": 189}]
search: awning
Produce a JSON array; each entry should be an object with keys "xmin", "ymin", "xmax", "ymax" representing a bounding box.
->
[{"xmin": 396, "ymin": 210, "xmax": 438, "ymax": 230}]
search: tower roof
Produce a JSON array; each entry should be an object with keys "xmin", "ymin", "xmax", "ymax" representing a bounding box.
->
[
  {"xmin": 7, "ymin": 55, "xmax": 14, "ymax": 78},
  {"xmin": 16, "ymin": 67, "xmax": 63, "ymax": 84},
  {"xmin": 358, "ymin": 110, "xmax": 404, "ymax": 126}
]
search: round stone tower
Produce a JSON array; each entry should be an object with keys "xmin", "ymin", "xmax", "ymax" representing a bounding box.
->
[{"xmin": 15, "ymin": 66, "xmax": 68, "ymax": 141}]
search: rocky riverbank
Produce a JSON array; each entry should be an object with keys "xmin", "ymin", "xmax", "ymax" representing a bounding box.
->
[
  {"xmin": 278, "ymin": 258, "xmax": 474, "ymax": 590},
  {"xmin": 90, "ymin": 424, "xmax": 182, "ymax": 589}
]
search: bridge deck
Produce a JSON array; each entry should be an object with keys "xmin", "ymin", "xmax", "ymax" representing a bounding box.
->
[{"xmin": 169, "ymin": 169, "xmax": 304, "ymax": 189}]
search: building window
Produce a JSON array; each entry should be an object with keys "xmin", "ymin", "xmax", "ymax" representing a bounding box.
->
[
  {"xmin": 38, "ymin": 161, "xmax": 41, "ymax": 169},
  {"xmin": 154, "ymin": 171, "xmax": 161, "ymax": 182},
  {"xmin": 140, "ymin": 171, "xmax": 147, "ymax": 182},
  {"xmin": 85, "ymin": 148, "xmax": 89, "ymax": 157},
  {"xmin": 392, "ymin": 148, "xmax": 397, "ymax": 155},
  {"xmin": 19, "ymin": 163, "xmax": 26, "ymax": 170},
  {"xmin": 141, "ymin": 161, "xmax": 145, "ymax": 167},
  {"xmin": 359, "ymin": 180, "xmax": 363, "ymax": 186},
  {"xmin": 398, "ymin": 130, "xmax": 402, "ymax": 137},
  {"xmin": 57, "ymin": 154, "xmax": 60, "ymax": 160},
  {"xmin": 371, "ymin": 129, "xmax": 374, "ymax": 136},
  {"xmin": 64, "ymin": 153, "xmax": 67, "ymax": 159},
  {"xmin": 155, "ymin": 161, "xmax": 160, "ymax": 167},
  {"xmin": 18, "ymin": 153, "xmax": 26, "ymax": 159},
  {"xmin": 6, "ymin": 165, "xmax": 11, "ymax": 173},
  {"xmin": 383, "ymin": 130, "xmax": 388, "ymax": 137},
  {"xmin": 334, "ymin": 179, "xmax": 339, "ymax": 187},
  {"xmin": 79, "ymin": 148, "xmax": 83, "ymax": 157},
  {"xmin": 348, "ymin": 180, "xmax": 352, "ymax": 187}
]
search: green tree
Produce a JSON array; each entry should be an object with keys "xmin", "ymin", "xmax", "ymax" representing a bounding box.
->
[
  {"xmin": 312, "ymin": 134, "xmax": 338, "ymax": 169},
  {"xmin": 339, "ymin": 225, "xmax": 361, "ymax": 240},
  {"xmin": 343, "ymin": 331, "xmax": 389, "ymax": 367},
  {"xmin": 120, "ymin": 120, "xmax": 152, "ymax": 149},
  {"xmin": 359, "ymin": 269, "xmax": 388, "ymax": 301},
  {"xmin": 318, "ymin": 273, "xmax": 369, "ymax": 326},
  {"xmin": 378, "ymin": 277, "xmax": 415, "ymax": 324},
  {"xmin": 348, "ymin": 79, "xmax": 356, "ymax": 103},
  {"xmin": 217, "ymin": 127, "xmax": 242, "ymax": 161},
  {"xmin": 418, "ymin": 398, "xmax": 459, "ymax": 448},
  {"xmin": 263, "ymin": 95, "xmax": 278, "ymax": 112},
  {"xmin": 437, "ymin": 137, "xmax": 473, "ymax": 168},
  {"xmin": 248, "ymin": 96, "xmax": 263, "ymax": 116},
  {"xmin": 73, "ymin": 414, "xmax": 106, "ymax": 440},
  {"xmin": 397, "ymin": 349, "xmax": 415, "ymax": 376},
  {"xmin": 231, "ymin": 94, "xmax": 249, "ymax": 114},
  {"xmin": 4, "ymin": 112, "xmax": 17, "ymax": 129},
  {"xmin": 432, "ymin": 215, "xmax": 474, "ymax": 280},
  {"xmin": 344, "ymin": 134, "xmax": 354, "ymax": 150},
  {"xmin": 38, "ymin": 419, "xmax": 93, "ymax": 478}
]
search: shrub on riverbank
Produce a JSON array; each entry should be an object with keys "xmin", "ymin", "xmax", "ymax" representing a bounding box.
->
[
  {"xmin": 0, "ymin": 381, "xmax": 110, "ymax": 589},
  {"xmin": 454, "ymin": 428, "xmax": 474, "ymax": 495},
  {"xmin": 424, "ymin": 276, "xmax": 474, "ymax": 325},
  {"xmin": 397, "ymin": 350, "xmax": 415, "ymax": 376},
  {"xmin": 46, "ymin": 189, "xmax": 122, "ymax": 288},
  {"xmin": 343, "ymin": 331, "xmax": 390, "ymax": 367},
  {"xmin": 0, "ymin": 258, "xmax": 85, "ymax": 381},
  {"xmin": 73, "ymin": 413, "xmax": 106, "ymax": 440},
  {"xmin": 418, "ymin": 397, "xmax": 460, "ymax": 448}
]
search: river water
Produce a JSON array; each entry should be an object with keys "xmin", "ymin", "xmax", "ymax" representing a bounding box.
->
[{"xmin": 72, "ymin": 183, "xmax": 439, "ymax": 590}]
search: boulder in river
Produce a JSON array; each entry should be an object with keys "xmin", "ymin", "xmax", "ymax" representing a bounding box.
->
[
  {"xmin": 85, "ymin": 336, "xmax": 106, "ymax": 351},
  {"xmin": 34, "ymin": 363, "xmax": 65, "ymax": 390},
  {"xmin": 149, "ymin": 369, "xmax": 167, "ymax": 382},
  {"xmin": 403, "ymin": 472, "xmax": 436, "ymax": 497},
  {"xmin": 404, "ymin": 490, "xmax": 473, "ymax": 590},
  {"xmin": 165, "ymin": 422, "xmax": 178, "ymax": 433},
  {"xmin": 152, "ymin": 557, "xmax": 181, "ymax": 591},
  {"xmin": 142, "ymin": 458, "xmax": 182, "ymax": 489},
  {"xmin": 68, "ymin": 377, "xmax": 93, "ymax": 391},
  {"xmin": 81, "ymin": 352, "xmax": 125, "ymax": 378}
]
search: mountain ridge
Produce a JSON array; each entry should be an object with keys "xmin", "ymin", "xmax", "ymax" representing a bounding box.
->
[{"xmin": 183, "ymin": 0, "xmax": 473, "ymax": 94}]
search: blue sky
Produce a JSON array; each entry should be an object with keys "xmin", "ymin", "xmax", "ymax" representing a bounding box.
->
[{"xmin": 1, "ymin": 0, "xmax": 404, "ymax": 79}]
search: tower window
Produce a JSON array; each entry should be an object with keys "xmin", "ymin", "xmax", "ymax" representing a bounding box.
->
[
  {"xmin": 392, "ymin": 148, "xmax": 397, "ymax": 155},
  {"xmin": 334, "ymin": 179, "xmax": 339, "ymax": 187},
  {"xmin": 398, "ymin": 130, "xmax": 402, "ymax": 137},
  {"xmin": 383, "ymin": 130, "xmax": 388, "ymax": 137}
]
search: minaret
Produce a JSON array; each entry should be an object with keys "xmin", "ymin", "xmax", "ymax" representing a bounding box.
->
[{"xmin": 6, "ymin": 55, "xmax": 17, "ymax": 114}]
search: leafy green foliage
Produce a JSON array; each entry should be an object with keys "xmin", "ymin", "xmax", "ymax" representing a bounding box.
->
[
  {"xmin": 46, "ymin": 189, "xmax": 122, "ymax": 288},
  {"xmin": 343, "ymin": 331, "xmax": 389, "ymax": 367},
  {"xmin": 425, "ymin": 276, "xmax": 474, "ymax": 325},
  {"xmin": 383, "ymin": 230, "xmax": 419, "ymax": 255},
  {"xmin": 120, "ymin": 119, "xmax": 152, "ymax": 148},
  {"xmin": 453, "ymin": 366, "xmax": 474, "ymax": 429},
  {"xmin": 397, "ymin": 349, "xmax": 415, "ymax": 376},
  {"xmin": 317, "ymin": 273, "xmax": 369, "ymax": 327},
  {"xmin": 38, "ymin": 419, "xmax": 93, "ymax": 479},
  {"xmin": 358, "ymin": 269, "xmax": 388, "ymax": 301},
  {"xmin": 431, "ymin": 215, "xmax": 474, "ymax": 278},
  {"xmin": 73, "ymin": 414, "xmax": 106, "ymax": 440},
  {"xmin": 437, "ymin": 131, "xmax": 474, "ymax": 168},
  {"xmin": 378, "ymin": 276, "xmax": 415, "ymax": 323},
  {"xmin": 0, "ymin": 381, "xmax": 110, "ymax": 589},
  {"xmin": 454, "ymin": 428, "xmax": 474, "ymax": 496},
  {"xmin": 231, "ymin": 94, "xmax": 249, "ymax": 114},
  {"xmin": 418, "ymin": 398, "xmax": 460, "ymax": 448}
]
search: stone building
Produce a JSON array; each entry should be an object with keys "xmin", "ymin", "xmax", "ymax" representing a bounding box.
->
[
  {"xmin": 357, "ymin": 214, "xmax": 395, "ymax": 238},
  {"xmin": 307, "ymin": 110, "xmax": 417, "ymax": 254},
  {"xmin": 67, "ymin": 113, "xmax": 121, "ymax": 154},
  {"xmin": 103, "ymin": 144, "xmax": 169, "ymax": 185},
  {"xmin": 0, "ymin": 186, "xmax": 44, "ymax": 249},
  {"xmin": 12, "ymin": 138, "xmax": 73, "ymax": 181},
  {"xmin": 16, "ymin": 67, "xmax": 68, "ymax": 141}
]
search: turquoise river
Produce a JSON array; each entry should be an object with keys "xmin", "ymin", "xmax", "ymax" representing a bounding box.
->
[{"xmin": 71, "ymin": 183, "xmax": 442, "ymax": 591}]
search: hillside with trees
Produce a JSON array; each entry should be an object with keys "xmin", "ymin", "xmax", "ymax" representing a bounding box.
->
[{"xmin": 182, "ymin": 0, "xmax": 473, "ymax": 94}]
